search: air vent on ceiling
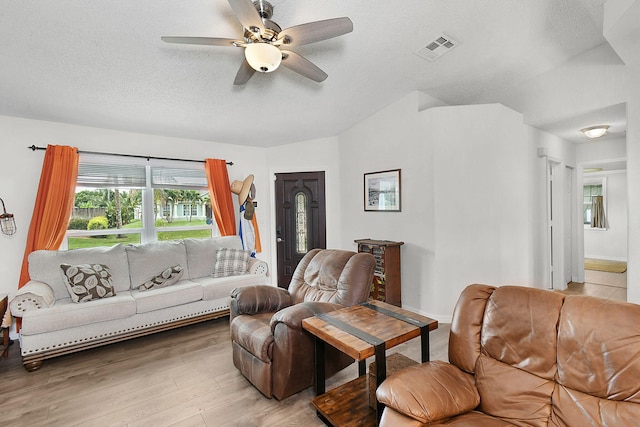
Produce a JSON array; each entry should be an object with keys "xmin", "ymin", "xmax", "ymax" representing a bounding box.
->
[{"xmin": 415, "ymin": 33, "xmax": 459, "ymax": 62}]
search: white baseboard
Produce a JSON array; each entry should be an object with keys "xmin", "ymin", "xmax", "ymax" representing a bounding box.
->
[
  {"xmin": 401, "ymin": 303, "xmax": 452, "ymax": 325},
  {"xmin": 584, "ymin": 255, "xmax": 627, "ymax": 262}
]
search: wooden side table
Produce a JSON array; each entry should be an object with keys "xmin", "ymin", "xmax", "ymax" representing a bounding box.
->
[
  {"xmin": 302, "ymin": 300, "xmax": 438, "ymax": 426},
  {"xmin": 1, "ymin": 294, "xmax": 10, "ymax": 359}
]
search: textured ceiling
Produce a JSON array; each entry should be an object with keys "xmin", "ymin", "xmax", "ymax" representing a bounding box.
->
[{"xmin": 0, "ymin": 0, "xmax": 614, "ymax": 147}]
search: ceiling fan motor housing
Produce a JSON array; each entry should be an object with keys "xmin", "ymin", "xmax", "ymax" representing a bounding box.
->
[
  {"xmin": 254, "ymin": 0, "xmax": 274, "ymax": 19},
  {"xmin": 245, "ymin": 0, "xmax": 281, "ymax": 42}
]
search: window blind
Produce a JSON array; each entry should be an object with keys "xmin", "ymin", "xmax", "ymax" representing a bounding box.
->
[
  {"xmin": 151, "ymin": 167, "xmax": 208, "ymax": 189},
  {"xmin": 76, "ymin": 163, "xmax": 147, "ymax": 188}
]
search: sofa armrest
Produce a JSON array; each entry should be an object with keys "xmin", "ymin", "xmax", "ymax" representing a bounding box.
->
[
  {"xmin": 9, "ymin": 281, "xmax": 56, "ymax": 317},
  {"xmin": 271, "ymin": 301, "xmax": 344, "ymax": 332},
  {"xmin": 376, "ymin": 360, "xmax": 480, "ymax": 425},
  {"xmin": 247, "ymin": 258, "xmax": 269, "ymax": 276},
  {"xmin": 230, "ymin": 285, "xmax": 292, "ymax": 317}
]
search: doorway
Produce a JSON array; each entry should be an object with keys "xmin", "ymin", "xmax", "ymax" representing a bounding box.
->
[
  {"xmin": 274, "ymin": 171, "xmax": 326, "ymax": 288},
  {"xmin": 579, "ymin": 158, "xmax": 628, "ymax": 299}
]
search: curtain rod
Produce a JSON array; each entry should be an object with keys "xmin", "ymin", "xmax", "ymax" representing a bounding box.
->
[{"xmin": 27, "ymin": 145, "xmax": 233, "ymax": 166}]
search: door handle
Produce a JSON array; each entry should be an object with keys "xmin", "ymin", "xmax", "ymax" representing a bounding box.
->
[{"xmin": 277, "ymin": 237, "xmax": 284, "ymax": 243}]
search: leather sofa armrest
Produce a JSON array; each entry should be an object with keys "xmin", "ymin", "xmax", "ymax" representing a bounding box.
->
[
  {"xmin": 9, "ymin": 281, "xmax": 56, "ymax": 317},
  {"xmin": 247, "ymin": 258, "xmax": 269, "ymax": 276},
  {"xmin": 270, "ymin": 301, "xmax": 344, "ymax": 332},
  {"xmin": 376, "ymin": 360, "xmax": 480, "ymax": 425},
  {"xmin": 230, "ymin": 285, "xmax": 292, "ymax": 317}
]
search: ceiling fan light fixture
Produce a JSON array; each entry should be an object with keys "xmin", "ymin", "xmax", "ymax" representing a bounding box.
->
[
  {"xmin": 581, "ymin": 125, "xmax": 610, "ymax": 139},
  {"xmin": 245, "ymin": 42, "xmax": 282, "ymax": 73}
]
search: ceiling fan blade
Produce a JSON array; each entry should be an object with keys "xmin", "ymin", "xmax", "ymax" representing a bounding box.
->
[
  {"xmin": 228, "ymin": 0, "xmax": 265, "ymax": 34},
  {"xmin": 277, "ymin": 17, "xmax": 353, "ymax": 46},
  {"xmin": 280, "ymin": 50, "xmax": 328, "ymax": 82},
  {"xmin": 234, "ymin": 59, "xmax": 256, "ymax": 85},
  {"xmin": 161, "ymin": 36, "xmax": 242, "ymax": 47}
]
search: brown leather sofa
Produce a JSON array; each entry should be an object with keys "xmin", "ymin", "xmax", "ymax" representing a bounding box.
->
[
  {"xmin": 229, "ymin": 249, "xmax": 375, "ymax": 400},
  {"xmin": 377, "ymin": 284, "xmax": 640, "ymax": 426}
]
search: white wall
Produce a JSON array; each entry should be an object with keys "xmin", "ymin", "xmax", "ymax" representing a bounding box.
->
[
  {"xmin": 265, "ymin": 136, "xmax": 342, "ymax": 285},
  {"xmin": 497, "ymin": 25, "xmax": 640, "ymax": 303},
  {"xmin": 0, "ymin": 115, "xmax": 271, "ymax": 303},
  {"xmin": 339, "ymin": 93, "xmax": 552, "ymax": 321},
  {"xmin": 529, "ymin": 128, "xmax": 578, "ymax": 287},
  {"xmin": 339, "ymin": 92, "xmax": 437, "ymax": 317},
  {"xmin": 429, "ymin": 104, "xmax": 542, "ymax": 317},
  {"xmin": 604, "ymin": 0, "xmax": 640, "ymax": 303},
  {"xmin": 624, "ymin": 72, "xmax": 640, "ymax": 303}
]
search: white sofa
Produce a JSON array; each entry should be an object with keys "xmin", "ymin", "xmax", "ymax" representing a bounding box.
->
[{"xmin": 10, "ymin": 236, "xmax": 268, "ymax": 371}]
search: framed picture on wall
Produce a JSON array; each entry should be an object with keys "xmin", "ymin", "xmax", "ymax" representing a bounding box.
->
[{"xmin": 364, "ymin": 169, "xmax": 401, "ymax": 212}]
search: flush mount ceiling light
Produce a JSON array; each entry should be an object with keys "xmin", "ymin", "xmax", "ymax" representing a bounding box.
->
[{"xmin": 581, "ymin": 125, "xmax": 610, "ymax": 139}]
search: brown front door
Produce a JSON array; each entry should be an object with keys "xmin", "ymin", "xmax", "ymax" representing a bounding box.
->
[{"xmin": 275, "ymin": 171, "xmax": 326, "ymax": 288}]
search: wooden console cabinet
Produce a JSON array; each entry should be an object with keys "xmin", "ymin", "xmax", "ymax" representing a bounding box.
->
[{"xmin": 354, "ymin": 239, "xmax": 404, "ymax": 307}]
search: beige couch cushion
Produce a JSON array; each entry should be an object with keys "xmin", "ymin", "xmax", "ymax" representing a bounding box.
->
[
  {"xmin": 131, "ymin": 280, "xmax": 202, "ymax": 314},
  {"xmin": 193, "ymin": 274, "xmax": 269, "ymax": 301},
  {"xmin": 28, "ymin": 244, "xmax": 131, "ymax": 298},
  {"xmin": 126, "ymin": 240, "xmax": 189, "ymax": 285},
  {"xmin": 19, "ymin": 293, "xmax": 136, "ymax": 335}
]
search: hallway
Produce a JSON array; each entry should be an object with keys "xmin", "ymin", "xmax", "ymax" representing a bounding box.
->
[{"xmin": 564, "ymin": 270, "xmax": 627, "ymax": 302}]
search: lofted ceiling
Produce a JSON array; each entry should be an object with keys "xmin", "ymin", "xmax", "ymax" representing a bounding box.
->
[{"xmin": 0, "ymin": 0, "xmax": 623, "ymax": 147}]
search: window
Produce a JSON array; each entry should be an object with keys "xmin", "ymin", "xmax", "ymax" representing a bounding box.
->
[
  {"xmin": 66, "ymin": 155, "xmax": 217, "ymax": 249},
  {"xmin": 583, "ymin": 178, "xmax": 606, "ymax": 227},
  {"xmin": 295, "ymin": 192, "xmax": 308, "ymax": 253},
  {"xmin": 180, "ymin": 204, "xmax": 198, "ymax": 216}
]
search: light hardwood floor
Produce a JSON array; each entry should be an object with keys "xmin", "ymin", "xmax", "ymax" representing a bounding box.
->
[
  {"xmin": 564, "ymin": 269, "xmax": 627, "ymax": 302},
  {"xmin": 0, "ymin": 318, "xmax": 450, "ymax": 427},
  {"xmin": 0, "ymin": 278, "xmax": 625, "ymax": 427}
]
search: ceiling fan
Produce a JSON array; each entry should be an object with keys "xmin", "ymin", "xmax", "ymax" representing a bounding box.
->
[{"xmin": 161, "ymin": 0, "xmax": 353, "ymax": 85}]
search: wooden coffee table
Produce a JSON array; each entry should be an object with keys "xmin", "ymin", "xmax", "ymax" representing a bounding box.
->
[{"xmin": 302, "ymin": 300, "xmax": 438, "ymax": 426}]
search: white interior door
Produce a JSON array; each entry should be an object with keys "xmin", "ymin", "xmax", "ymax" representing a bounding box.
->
[
  {"xmin": 564, "ymin": 166, "xmax": 574, "ymax": 285},
  {"xmin": 547, "ymin": 159, "xmax": 571, "ymax": 290}
]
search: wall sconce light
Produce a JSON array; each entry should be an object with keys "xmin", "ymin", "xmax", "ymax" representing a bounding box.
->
[
  {"xmin": 580, "ymin": 125, "xmax": 609, "ymax": 139},
  {"xmin": 0, "ymin": 198, "xmax": 17, "ymax": 235}
]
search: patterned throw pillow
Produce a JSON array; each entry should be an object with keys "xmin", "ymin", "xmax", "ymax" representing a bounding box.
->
[
  {"xmin": 138, "ymin": 265, "xmax": 184, "ymax": 291},
  {"xmin": 212, "ymin": 248, "xmax": 251, "ymax": 278},
  {"xmin": 60, "ymin": 263, "xmax": 116, "ymax": 303}
]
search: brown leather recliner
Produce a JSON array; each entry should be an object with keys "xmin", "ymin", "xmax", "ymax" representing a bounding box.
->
[
  {"xmin": 377, "ymin": 284, "xmax": 640, "ymax": 426},
  {"xmin": 229, "ymin": 249, "xmax": 376, "ymax": 400}
]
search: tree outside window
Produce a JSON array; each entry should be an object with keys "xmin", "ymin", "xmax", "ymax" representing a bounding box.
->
[{"xmin": 66, "ymin": 161, "xmax": 216, "ymax": 249}]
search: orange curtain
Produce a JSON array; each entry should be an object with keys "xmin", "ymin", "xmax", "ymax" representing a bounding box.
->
[
  {"xmin": 18, "ymin": 145, "xmax": 79, "ymax": 289},
  {"xmin": 205, "ymin": 158, "xmax": 236, "ymax": 236}
]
